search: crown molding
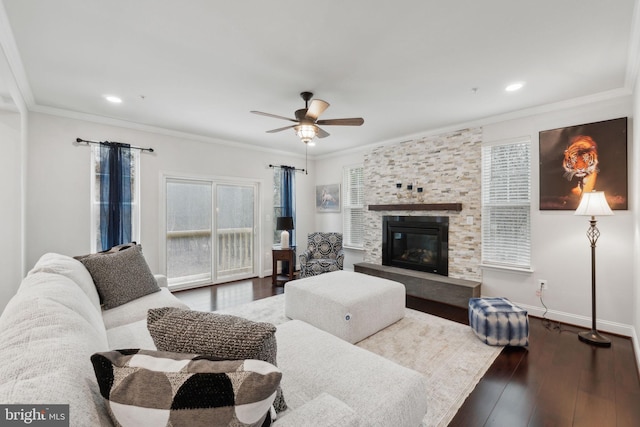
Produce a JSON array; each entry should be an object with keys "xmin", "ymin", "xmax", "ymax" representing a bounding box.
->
[
  {"xmin": 318, "ymin": 87, "xmax": 632, "ymax": 161},
  {"xmin": 625, "ymin": 0, "xmax": 640, "ymax": 91},
  {"xmin": 20, "ymin": 83, "xmax": 635, "ymax": 165},
  {"xmin": 30, "ymin": 103, "xmax": 311, "ymax": 160},
  {"xmin": 0, "ymin": 1, "xmax": 34, "ymax": 109}
]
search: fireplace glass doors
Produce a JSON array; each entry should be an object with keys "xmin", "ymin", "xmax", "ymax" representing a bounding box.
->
[{"xmin": 382, "ymin": 216, "xmax": 448, "ymax": 276}]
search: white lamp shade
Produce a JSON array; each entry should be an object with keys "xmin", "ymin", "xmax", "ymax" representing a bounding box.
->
[{"xmin": 575, "ymin": 191, "xmax": 614, "ymax": 216}]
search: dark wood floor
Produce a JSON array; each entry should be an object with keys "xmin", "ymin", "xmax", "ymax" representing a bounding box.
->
[{"xmin": 175, "ymin": 276, "xmax": 640, "ymax": 427}]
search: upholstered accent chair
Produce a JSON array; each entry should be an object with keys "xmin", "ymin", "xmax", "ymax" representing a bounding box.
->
[{"xmin": 299, "ymin": 232, "xmax": 345, "ymax": 278}]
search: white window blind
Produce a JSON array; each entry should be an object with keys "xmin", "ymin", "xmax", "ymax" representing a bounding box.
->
[
  {"xmin": 481, "ymin": 139, "xmax": 531, "ymax": 269},
  {"xmin": 343, "ymin": 164, "xmax": 364, "ymax": 247}
]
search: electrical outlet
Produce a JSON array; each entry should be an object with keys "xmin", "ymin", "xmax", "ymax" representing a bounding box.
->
[{"xmin": 538, "ymin": 279, "xmax": 548, "ymax": 290}]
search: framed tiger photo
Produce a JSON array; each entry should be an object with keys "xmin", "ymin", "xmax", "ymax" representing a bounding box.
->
[{"xmin": 539, "ymin": 117, "xmax": 627, "ymax": 210}]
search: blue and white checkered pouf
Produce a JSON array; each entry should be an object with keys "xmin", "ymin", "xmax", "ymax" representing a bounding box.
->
[{"xmin": 468, "ymin": 297, "xmax": 529, "ymax": 346}]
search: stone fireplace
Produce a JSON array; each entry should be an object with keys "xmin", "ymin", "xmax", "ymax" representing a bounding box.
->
[
  {"xmin": 382, "ymin": 215, "xmax": 448, "ymax": 276},
  {"xmin": 362, "ymin": 127, "xmax": 482, "ymax": 282}
]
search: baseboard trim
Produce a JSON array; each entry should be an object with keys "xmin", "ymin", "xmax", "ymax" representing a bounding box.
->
[{"xmin": 517, "ymin": 303, "xmax": 635, "ymax": 338}]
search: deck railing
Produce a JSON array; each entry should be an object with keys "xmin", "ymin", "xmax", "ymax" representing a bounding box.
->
[
  {"xmin": 166, "ymin": 227, "xmax": 253, "ymax": 282},
  {"xmin": 216, "ymin": 227, "xmax": 254, "ymax": 276}
]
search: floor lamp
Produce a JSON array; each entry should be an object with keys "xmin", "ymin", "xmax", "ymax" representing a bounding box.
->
[{"xmin": 574, "ymin": 190, "xmax": 613, "ymax": 347}]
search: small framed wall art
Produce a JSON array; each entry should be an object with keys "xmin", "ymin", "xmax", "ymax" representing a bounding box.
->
[
  {"xmin": 539, "ymin": 117, "xmax": 627, "ymax": 210},
  {"xmin": 316, "ymin": 184, "xmax": 341, "ymax": 212}
]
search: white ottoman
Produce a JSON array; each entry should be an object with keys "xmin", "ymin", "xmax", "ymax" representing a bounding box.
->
[{"xmin": 284, "ymin": 271, "xmax": 406, "ymax": 343}]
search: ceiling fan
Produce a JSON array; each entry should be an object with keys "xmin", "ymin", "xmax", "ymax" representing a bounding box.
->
[{"xmin": 251, "ymin": 92, "xmax": 364, "ymax": 145}]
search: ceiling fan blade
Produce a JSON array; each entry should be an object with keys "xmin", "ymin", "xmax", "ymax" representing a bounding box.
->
[
  {"xmin": 250, "ymin": 110, "xmax": 298, "ymax": 123},
  {"xmin": 316, "ymin": 117, "xmax": 364, "ymax": 126},
  {"xmin": 316, "ymin": 127, "xmax": 330, "ymax": 138},
  {"xmin": 266, "ymin": 124, "xmax": 297, "ymax": 133},
  {"xmin": 305, "ymin": 99, "xmax": 330, "ymax": 120}
]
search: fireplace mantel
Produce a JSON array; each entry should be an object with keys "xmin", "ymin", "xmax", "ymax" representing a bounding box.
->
[{"xmin": 368, "ymin": 203, "xmax": 462, "ymax": 212}]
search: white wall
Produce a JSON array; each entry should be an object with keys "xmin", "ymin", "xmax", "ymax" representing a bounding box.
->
[
  {"xmin": 315, "ymin": 95, "xmax": 636, "ymax": 336},
  {"xmin": 0, "ymin": 109, "xmax": 22, "ymax": 312},
  {"xmin": 24, "ymin": 112, "xmax": 315, "ymax": 280},
  {"xmin": 313, "ymin": 149, "xmax": 368, "ymax": 270},
  {"xmin": 482, "ymin": 96, "xmax": 634, "ymax": 336},
  {"xmin": 632, "ymin": 67, "xmax": 640, "ymax": 365},
  {"xmin": 0, "ymin": 40, "xmax": 27, "ymax": 313}
]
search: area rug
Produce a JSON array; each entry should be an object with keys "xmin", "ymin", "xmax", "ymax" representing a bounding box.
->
[{"xmin": 216, "ymin": 294, "xmax": 503, "ymax": 427}]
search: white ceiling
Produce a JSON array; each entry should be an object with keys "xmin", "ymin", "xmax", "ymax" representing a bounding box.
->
[{"xmin": 1, "ymin": 0, "xmax": 638, "ymax": 156}]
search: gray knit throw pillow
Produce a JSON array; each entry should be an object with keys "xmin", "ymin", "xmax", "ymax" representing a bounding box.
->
[
  {"xmin": 147, "ymin": 307, "xmax": 287, "ymax": 413},
  {"xmin": 81, "ymin": 244, "xmax": 159, "ymax": 309}
]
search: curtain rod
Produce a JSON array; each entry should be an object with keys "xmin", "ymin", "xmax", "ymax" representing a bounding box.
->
[
  {"xmin": 75, "ymin": 138, "xmax": 155, "ymax": 153},
  {"xmin": 269, "ymin": 164, "xmax": 306, "ymax": 174}
]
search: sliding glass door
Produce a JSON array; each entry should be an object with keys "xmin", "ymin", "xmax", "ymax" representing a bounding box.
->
[
  {"xmin": 165, "ymin": 177, "xmax": 258, "ymax": 289},
  {"xmin": 216, "ymin": 184, "xmax": 255, "ymax": 281}
]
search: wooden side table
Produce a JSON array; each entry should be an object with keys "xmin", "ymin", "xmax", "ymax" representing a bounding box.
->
[{"xmin": 272, "ymin": 247, "xmax": 295, "ymax": 286}]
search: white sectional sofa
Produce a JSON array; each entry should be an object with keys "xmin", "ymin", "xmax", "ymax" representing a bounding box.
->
[{"xmin": 0, "ymin": 253, "xmax": 428, "ymax": 426}]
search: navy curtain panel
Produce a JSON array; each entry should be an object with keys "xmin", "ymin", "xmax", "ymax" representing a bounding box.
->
[
  {"xmin": 281, "ymin": 166, "xmax": 296, "ymax": 246},
  {"xmin": 280, "ymin": 166, "xmax": 296, "ymax": 273},
  {"xmin": 99, "ymin": 142, "xmax": 132, "ymax": 251}
]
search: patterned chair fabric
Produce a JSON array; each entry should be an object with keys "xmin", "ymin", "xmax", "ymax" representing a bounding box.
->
[
  {"xmin": 299, "ymin": 232, "xmax": 345, "ymax": 278},
  {"xmin": 468, "ymin": 297, "xmax": 529, "ymax": 346}
]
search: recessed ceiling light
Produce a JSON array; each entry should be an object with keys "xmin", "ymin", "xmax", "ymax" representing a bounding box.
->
[
  {"xmin": 505, "ymin": 82, "xmax": 525, "ymax": 92},
  {"xmin": 104, "ymin": 95, "xmax": 122, "ymax": 103}
]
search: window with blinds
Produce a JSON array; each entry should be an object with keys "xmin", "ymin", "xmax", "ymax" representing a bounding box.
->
[
  {"xmin": 481, "ymin": 138, "xmax": 531, "ymax": 270},
  {"xmin": 343, "ymin": 164, "xmax": 364, "ymax": 248}
]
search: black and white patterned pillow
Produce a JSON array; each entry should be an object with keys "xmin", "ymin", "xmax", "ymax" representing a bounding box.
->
[
  {"xmin": 91, "ymin": 349, "xmax": 281, "ymax": 427},
  {"xmin": 147, "ymin": 307, "xmax": 287, "ymax": 413}
]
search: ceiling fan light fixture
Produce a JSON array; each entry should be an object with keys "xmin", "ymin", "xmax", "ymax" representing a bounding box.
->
[
  {"xmin": 252, "ymin": 92, "xmax": 363, "ymax": 144},
  {"xmin": 295, "ymin": 124, "xmax": 317, "ymax": 143}
]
